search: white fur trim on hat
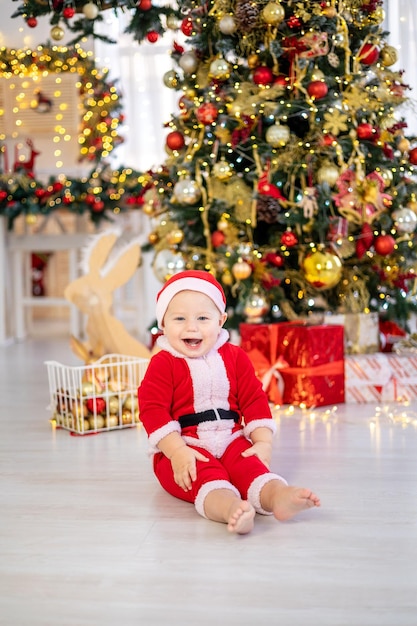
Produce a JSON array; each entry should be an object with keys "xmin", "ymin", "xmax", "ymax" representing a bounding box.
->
[{"xmin": 156, "ymin": 273, "xmax": 226, "ymax": 328}]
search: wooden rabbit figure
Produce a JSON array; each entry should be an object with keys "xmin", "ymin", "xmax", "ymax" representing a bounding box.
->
[{"xmin": 64, "ymin": 229, "xmax": 151, "ymax": 360}]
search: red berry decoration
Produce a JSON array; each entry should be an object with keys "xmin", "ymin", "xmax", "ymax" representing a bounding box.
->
[
  {"xmin": 358, "ymin": 43, "xmax": 379, "ymax": 65},
  {"xmin": 211, "ymin": 230, "xmax": 225, "ymax": 248},
  {"xmin": 307, "ymin": 80, "xmax": 328, "ymax": 99},
  {"xmin": 63, "ymin": 6, "xmax": 75, "ymax": 18},
  {"xmin": 274, "ymin": 74, "xmax": 288, "ymax": 87},
  {"xmin": 264, "ymin": 252, "xmax": 284, "ymax": 267},
  {"xmin": 137, "ymin": 0, "xmax": 152, "ymax": 9},
  {"xmin": 196, "ymin": 102, "xmax": 218, "ymax": 124},
  {"xmin": 166, "ymin": 130, "xmax": 185, "ymax": 151},
  {"xmin": 356, "ymin": 223, "xmax": 374, "ymax": 259},
  {"xmin": 181, "ymin": 17, "xmax": 193, "ymax": 36},
  {"xmin": 280, "ymin": 230, "xmax": 298, "ymax": 247},
  {"xmin": 0, "ymin": 190, "xmax": 8, "ymax": 201},
  {"xmin": 409, "ymin": 147, "xmax": 417, "ymax": 165},
  {"xmin": 146, "ymin": 30, "xmax": 159, "ymax": 43},
  {"xmin": 253, "ymin": 66, "xmax": 274, "ymax": 86},
  {"xmin": 86, "ymin": 397, "xmax": 106, "ymax": 414},
  {"xmin": 26, "ymin": 17, "xmax": 38, "ymax": 28},
  {"xmin": 357, "ymin": 123, "xmax": 374, "ymax": 140},
  {"xmin": 374, "ymin": 234, "xmax": 396, "ymax": 256}
]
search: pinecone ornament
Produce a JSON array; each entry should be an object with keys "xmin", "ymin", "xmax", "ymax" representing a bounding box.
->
[
  {"xmin": 256, "ymin": 196, "xmax": 280, "ymax": 223},
  {"xmin": 235, "ymin": 0, "xmax": 260, "ymax": 33}
]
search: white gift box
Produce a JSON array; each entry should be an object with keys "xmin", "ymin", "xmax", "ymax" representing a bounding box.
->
[
  {"xmin": 326, "ymin": 312, "xmax": 380, "ymax": 354},
  {"xmin": 345, "ymin": 353, "xmax": 417, "ymax": 403}
]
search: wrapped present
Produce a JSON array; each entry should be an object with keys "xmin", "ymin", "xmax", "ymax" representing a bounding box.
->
[
  {"xmin": 326, "ymin": 312, "xmax": 380, "ymax": 354},
  {"xmin": 239, "ymin": 322, "xmax": 345, "ymax": 407},
  {"xmin": 345, "ymin": 353, "xmax": 417, "ymax": 402},
  {"xmin": 344, "ymin": 353, "xmax": 392, "ymax": 403},
  {"xmin": 379, "ymin": 320, "xmax": 407, "ymax": 353}
]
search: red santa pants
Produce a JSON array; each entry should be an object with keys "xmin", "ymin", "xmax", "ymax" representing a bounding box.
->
[{"xmin": 152, "ymin": 435, "xmax": 286, "ymax": 517}]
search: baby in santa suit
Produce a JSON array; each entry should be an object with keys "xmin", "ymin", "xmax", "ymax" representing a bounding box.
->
[{"xmin": 138, "ymin": 270, "xmax": 320, "ymax": 534}]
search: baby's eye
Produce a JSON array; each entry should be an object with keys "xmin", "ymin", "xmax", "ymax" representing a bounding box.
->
[
  {"xmin": 198, "ymin": 315, "xmax": 209, "ymax": 321},
  {"xmin": 174, "ymin": 316, "xmax": 185, "ymax": 321}
]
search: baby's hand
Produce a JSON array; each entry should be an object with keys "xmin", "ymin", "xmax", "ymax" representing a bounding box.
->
[
  {"xmin": 241, "ymin": 441, "xmax": 272, "ymax": 468},
  {"xmin": 170, "ymin": 445, "xmax": 209, "ymax": 491}
]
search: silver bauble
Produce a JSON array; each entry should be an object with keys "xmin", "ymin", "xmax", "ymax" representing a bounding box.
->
[
  {"xmin": 153, "ymin": 250, "xmax": 186, "ymax": 283},
  {"xmin": 393, "ymin": 207, "xmax": 417, "ymax": 234},
  {"xmin": 173, "ymin": 178, "xmax": 202, "ymax": 204},
  {"xmin": 179, "ymin": 51, "xmax": 199, "ymax": 74},
  {"xmin": 265, "ymin": 124, "xmax": 291, "ymax": 147}
]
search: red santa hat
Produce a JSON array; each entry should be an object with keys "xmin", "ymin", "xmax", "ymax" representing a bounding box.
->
[{"xmin": 156, "ymin": 270, "xmax": 226, "ymax": 328}]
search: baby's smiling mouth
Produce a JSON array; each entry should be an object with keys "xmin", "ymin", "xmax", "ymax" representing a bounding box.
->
[{"xmin": 183, "ymin": 338, "xmax": 202, "ymax": 346}]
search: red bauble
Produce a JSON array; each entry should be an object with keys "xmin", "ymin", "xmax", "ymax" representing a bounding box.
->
[
  {"xmin": 181, "ymin": 17, "xmax": 193, "ymax": 36},
  {"xmin": 280, "ymin": 230, "xmax": 298, "ymax": 247},
  {"xmin": 356, "ymin": 223, "xmax": 374, "ymax": 259},
  {"xmin": 357, "ymin": 123, "xmax": 374, "ymax": 140},
  {"xmin": 252, "ymin": 66, "xmax": 274, "ymax": 86},
  {"xmin": 409, "ymin": 147, "xmax": 417, "ymax": 165},
  {"xmin": 264, "ymin": 252, "xmax": 284, "ymax": 267},
  {"xmin": 146, "ymin": 30, "xmax": 159, "ymax": 43},
  {"xmin": 62, "ymin": 6, "xmax": 75, "ymax": 18},
  {"xmin": 358, "ymin": 43, "xmax": 379, "ymax": 65},
  {"xmin": 374, "ymin": 234, "xmax": 396, "ymax": 256},
  {"xmin": 307, "ymin": 80, "xmax": 328, "ymax": 99},
  {"xmin": 322, "ymin": 134, "xmax": 336, "ymax": 146},
  {"xmin": 0, "ymin": 190, "xmax": 8, "ymax": 202},
  {"xmin": 26, "ymin": 17, "xmax": 38, "ymax": 28},
  {"xmin": 166, "ymin": 131, "xmax": 185, "ymax": 150},
  {"xmin": 86, "ymin": 398, "xmax": 106, "ymax": 414},
  {"xmin": 92, "ymin": 200, "xmax": 105, "ymax": 212},
  {"xmin": 274, "ymin": 74, "xmax": 288, "ymax": 87},
  {"xmin": 137, "ymin": 0, "xmax": 152, "ymax": 9},
  {"xmin": 196, "ymin": 102, "xmax": 218, "ymax": 124},
  {"xmin": 211, "ymin": 230, "xmax": 225, "ymax": 248}
]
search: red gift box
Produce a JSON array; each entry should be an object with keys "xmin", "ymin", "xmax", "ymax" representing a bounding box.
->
[{"xmin": 240, "ymin": 322, "xmax": 345, "ymax": 407}]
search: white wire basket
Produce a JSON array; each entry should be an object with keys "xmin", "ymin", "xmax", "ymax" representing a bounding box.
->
[{"xmin": 45, "ymin": 354, "xmax": 149, "ymax": 435}]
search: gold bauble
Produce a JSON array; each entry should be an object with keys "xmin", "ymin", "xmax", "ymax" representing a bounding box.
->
[
  {"xmin": 148, "ymin": 231, "xmax": 159, "ymax": 245},
  {"xmin": 121, "ymin": 410, "xmax": 133, "ymax": 426},
  {"xmin": 123, "ymin": 394, "xmax": 137, "ymax": 412},
  {"xmin": 397, "ymin": 137, "xmax": 411, "ymax": 153},
  {"xmin": 379, "ymin": 168, "xmax": 393, "ymax": 186},
  {"xmin": 51, "ymin": 25, "xmax": 65, "ymax": 41},
  {"xmin": 380, "ymin": 45, "xmax": 398, "ymax": 67},
  {"xmin": 218, "ymin": 15, "xmax": 237, "ymax": 35},
  {"xmin": 302, "ymin": 249, "xmax": 343, "ymax": 291},
  {"xmin": 317, "ymin": 162, "xmax": 339, "ymax": 186},
  {"xmin": 173, "ymin": 178, "xmax": 201, "ymax": 204},
  {"xmin": 322, "ymin": 5, "xmax": 337, "ymax": 18},
  {"xmin": 166, "ymin": 14, "xmax": 180, "ymax": 29},
  {"xmin": 265, "ymin": 123, "xmax": 291, "ymax": 147},
  {"xmin": 166, "ymin": 228, "xmax": 184, "ymax": 245},
  {"xmin": 217, "ymin": 216, "xmax": 229, "ymax": 231},
  {"xmin": 163, "ymin": 70, "xmax": 179, "ymax": 89},
  {"xmin": 212, "ymin": 159, "xmax": 233, "ymax": 181},
  {"xmin": 105, "ymin": 415, "xmax": 119, "ymax": 428},
  {"xmin": 262, "ymin": 1, "xmax": 285, "ymax": 26},
  {"xmin": 107, "ymin": 395, "xmax": 120, "ymax": 414},
  {"xmin": 221, "ymin": 269, "xmax": 234, "ymax": 286},
  {"xmin": 232, "ymin": 259, "xmax": 252, "ymax": 280},
  {"xmin": 247, "ymin": 54, "xmax": 259, "ymax": 69},
  {"xmin": 89, "ymin": 414, "xmax": 105, "ymax": 430},
  {"xmin": 209, "ymin": 57, "xmax": 231, "ymax": 81},
  {"xmin": 371, "ymin": 7, "xmax": 386, "ymax": 24}
]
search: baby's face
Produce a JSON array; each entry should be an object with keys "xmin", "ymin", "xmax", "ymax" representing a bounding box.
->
[{"xmin": 162, "ymin": 290, "xmax": 226, "ymax": 357}]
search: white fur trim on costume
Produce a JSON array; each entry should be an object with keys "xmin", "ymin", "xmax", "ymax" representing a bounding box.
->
[
  {"xmin": 247, "ymin": 473, "xmax": 288, "ymax": 515},
  {"xmin": 243, "ymin": 418, "xmax": 277, "ymax": 439},
  {"xmin": 148, "ymin": 421, "xmax": 181, "ymax": 454},
  {"xmin": 183, "ymin": 429, "xmax": 243, "ymax": 459},
  {"xmin": 194, "ymin": 479, "xmax": 240, "ymax": 518},
  {"xmin": 156, "ymin": 276, "xmax": 226, "ymax": 328}
]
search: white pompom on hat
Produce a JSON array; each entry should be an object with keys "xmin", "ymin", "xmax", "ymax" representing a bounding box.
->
[{"xmin": 156, "ymin": 269, "xmax": 226, "ymax": 328}]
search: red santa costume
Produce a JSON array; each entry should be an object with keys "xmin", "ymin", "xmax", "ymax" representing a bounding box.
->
[{"xmin": 138, "ymin": 271, "xmax": 287, "ymax": 518}]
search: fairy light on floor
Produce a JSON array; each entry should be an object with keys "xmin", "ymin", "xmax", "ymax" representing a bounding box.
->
[
  {"xmin": 272, "ymin": 404, "xmax": 339, "ymax": 424},
  {"xmin": 370, "ymin": 402, "xmax": 417, "ymax": 429}
]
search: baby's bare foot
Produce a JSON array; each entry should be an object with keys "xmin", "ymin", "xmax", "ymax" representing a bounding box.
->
[
  {"xmin": 272, "ymin": 487, "xmax": 321, "ymax": 522},
  {"xmin": 227, "ymin": 500, "xmax": 255, "ymax": 534}
]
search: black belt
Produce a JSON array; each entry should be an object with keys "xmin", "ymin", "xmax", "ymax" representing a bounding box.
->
[{"xmin": 179, "ymin": 409, "xmax": 240, "ymax": 429}]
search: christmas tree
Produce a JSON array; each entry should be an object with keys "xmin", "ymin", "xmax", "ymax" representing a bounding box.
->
[
  {"xmin": 12, "ymin": 0, "xmax": 417, "ymax": 330},
  {"xmin": 139, "ymin": 0, "xmax": 417, "ymax": 331}
]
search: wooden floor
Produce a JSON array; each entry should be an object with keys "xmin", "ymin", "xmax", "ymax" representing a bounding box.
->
[{"xmin": 1, "ymin": 337, "xmax": 416, "ymax": 626}]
